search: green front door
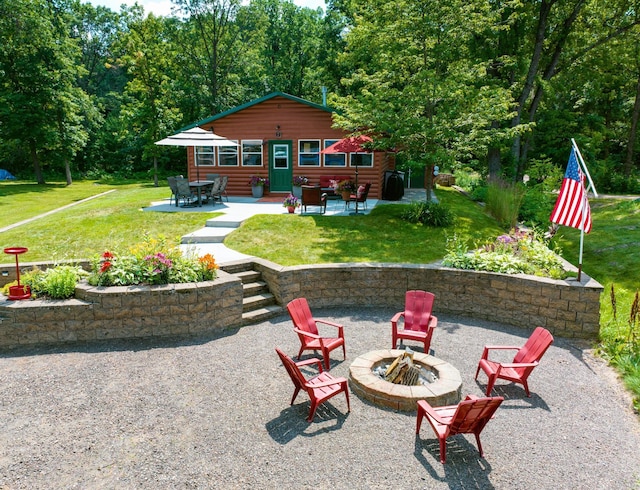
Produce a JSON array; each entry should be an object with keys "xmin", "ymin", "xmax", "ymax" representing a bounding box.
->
[{"xmin": 269, "ymin": 140, "xmax": 293, "ymax": 193}]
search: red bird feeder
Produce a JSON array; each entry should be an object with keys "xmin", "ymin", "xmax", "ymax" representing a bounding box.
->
[{"xmin": 3, "ymin": 247, "xmax": 31, "ymax": 300}]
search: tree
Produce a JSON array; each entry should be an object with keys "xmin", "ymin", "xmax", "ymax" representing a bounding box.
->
[
  {"xmin": 331, "ymin": 0, "xmax": 517, "ymax": 192},
  {"xmin": 114, "ymin": 9, "xmax": 182, "ymax": 186},
  {"xmin": 507, "ymin": 0, "xmax": 640, "ymax": 176},
  {"xmin": 172, "ymin": 0, "xmax": 243, "ymax": 116},
  {"xmin": 0, "ymin": 0, "xmax": 91, "ymax": 184}
]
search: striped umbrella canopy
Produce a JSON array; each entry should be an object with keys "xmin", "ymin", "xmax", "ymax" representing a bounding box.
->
[{"xmin": 155, "ymin": 127, "xmax": 237, "ymax": 147}]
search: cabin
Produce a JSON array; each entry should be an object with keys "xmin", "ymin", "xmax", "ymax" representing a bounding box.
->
[{"xmin": 182, "ymin": 92, "xmax": 396, "ymax": 199}]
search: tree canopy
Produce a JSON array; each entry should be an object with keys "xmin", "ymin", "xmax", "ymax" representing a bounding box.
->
[{"xmin": 0, "ymin": 0, "xmax": 638, "ymax": 191}]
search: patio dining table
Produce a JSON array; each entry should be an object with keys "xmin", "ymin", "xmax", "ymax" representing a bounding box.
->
[{"xmin": 189, "ymin": 180, "xmax": 214, "ymax": 207}]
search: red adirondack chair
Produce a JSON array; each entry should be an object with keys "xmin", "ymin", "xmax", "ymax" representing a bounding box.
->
[
  {"xmin": 287, "ymin": 297, "xmax": 346, "ymax": 370},
  {"xmin": 275, "ymin": 348, "xmax": 350, "ymax": 422},
  {"xmin": 475, "ymin": 326, "xmax": 554, "ymax": 397},
  {"xmin": 391, "ymin": 290, "xmax": 438, "ymax": 353},
  {"xmin": 416, "ymin": 395, "xmax": 504, "ymax": 464}
]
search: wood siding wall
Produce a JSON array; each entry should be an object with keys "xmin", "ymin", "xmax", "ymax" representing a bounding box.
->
[{"xmin": 186, "ymin": 96, "xmax": 395, "ymax": 199}]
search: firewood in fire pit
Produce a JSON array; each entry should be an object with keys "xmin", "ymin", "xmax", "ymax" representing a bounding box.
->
[{"xmin": 384, "ymin": 352, "xmax": 421, "ymax": 385}]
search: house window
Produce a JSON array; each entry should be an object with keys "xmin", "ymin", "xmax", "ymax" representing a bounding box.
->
[
  {"xmin": 195, "ymin": 146, "xmax": 215, "ymax": 167},
  {"xmin": 323, "ymin": 139, "xmax": 346, "ymax": 167},
  {"xmin": 350, "ymin": 153, "xmax": 373, "ymax": 167},
  {"xmin": 299, "ymin": 140, "xmax": 320, "ymax": 166},
  {"xmin": 242, "ymin": 140, "xmax": 263, "ymax": 166},
  {"xmin": 218, "ymin": 142, "xmax": 239, "ymax": 166}
]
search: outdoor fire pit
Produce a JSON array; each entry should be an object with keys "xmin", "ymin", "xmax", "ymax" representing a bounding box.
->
[{"xmin": 349, "ymin": 349, "xmax": 462, "ymax": 411}]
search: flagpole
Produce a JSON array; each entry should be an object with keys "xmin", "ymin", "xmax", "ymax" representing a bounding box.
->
[
  {"xmin": 571, "ymin": 138, "xmax": 598, "ymax": 198},
  {"xmin": 572, "ymin": 139, "xmax": 597, "ymax": 282},
  {"xmin": 578, "ymin": 223, "xmax": 585, "ymax": 282}
]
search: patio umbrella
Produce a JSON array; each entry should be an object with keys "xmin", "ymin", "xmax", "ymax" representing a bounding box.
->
[
  {"xmin": 321, "ymin": 135, "xmax": 373, "ymax": 215},
  {"xmin": 155, "ymin": 127, "xmax": 238, "ymax": 181}
]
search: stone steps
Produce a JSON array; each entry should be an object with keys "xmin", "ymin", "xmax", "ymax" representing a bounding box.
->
[
  {"xmin": 221, "ymin": 261, "xmax": 283, "ymax": 325},
  {"xmin": 180, "ymin": 227, "xmax": 237, "ymax": 244}
]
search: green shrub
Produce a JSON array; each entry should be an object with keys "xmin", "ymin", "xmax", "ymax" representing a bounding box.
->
[
  {"xmin": 1, "ymin": 280, "xmax": 18, "ymax": 296},
  {"xmin": 469, "ymin": 185, "xmax": 487, "ymax": 202},
  {"xmin": 22, "ymin": 265, "xmax": 86, "ymax": 299},
  {"xmin": 453, "ymin": 168, "xmax": 483, "ymax": 192},
  {"xmin": 519, "ymin": 187, "xmax": 555, "ymax": 226},
  {"xmin": 400, "ymin": 201, "xmax": 455, "ymax": 227},
  {"xmin": 525, "ymin": 157, "xmax": 563, "ymax": 192}
]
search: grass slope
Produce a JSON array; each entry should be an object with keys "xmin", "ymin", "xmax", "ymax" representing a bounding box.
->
[{"xmin": 0, "ymin": 182, "xmax": 217, "ymax": 262}]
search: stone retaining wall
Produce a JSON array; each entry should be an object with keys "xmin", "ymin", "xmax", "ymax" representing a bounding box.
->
[
  {"xmin": 0, "ymin": 271, "xmax": 243, "ymax": 348},
  {"xmin": 252, "ymin": 259, "xmax": 602, "ymax": 339},
  {"xmin": 0, "ymin": 259, "xmax": 603, "ymax": 350}
]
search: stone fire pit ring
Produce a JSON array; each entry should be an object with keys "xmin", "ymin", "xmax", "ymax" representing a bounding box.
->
[{"xmin": 349, "ymin": 349, "xmax": 462, "ymax": 412}]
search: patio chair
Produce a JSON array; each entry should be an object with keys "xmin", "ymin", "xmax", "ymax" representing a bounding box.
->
[
  {"xmin": 391, "ymin": 290, "xmax": 438, "ymax": 353},
  {"xmin": 175, "ymin": 177, "xmax": 197, "ymax": 207},
  {"xmin": 475, "ymin": 326, "xmax": 554, "ymax": 397},
  {"xmin": 287, "ymin": 297, "xmax": 345, "ymax": 370},
  {"xmin": 275, "ymin": 348, "xmax": 350, "ymax": 422},
  {"xmin": 300, "ymin": 185, "xmax": 327, "ymax": 214},
  {"xmin": 416, "ymin": 394, "xmax": 504, "ymax": 463},
  {"xmin": 348, "ymin": 182, "xmax": 372, "ymax": 210},
  {"xmin": 207, "ymin": 177, "xmax": 222, "ymax": 205},
  {"xmin": 167, "ymin": 176, "xmax": 179, "ymax": 207},
  {"xmin": 213, "ymin": 175, "xmax": 229, "ymax": 202}
]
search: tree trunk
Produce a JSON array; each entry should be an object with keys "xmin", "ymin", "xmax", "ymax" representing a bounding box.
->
[
  {"xmin": 510, "ymin": 0, "xmax": 554, "ymax": 164},
  {"xmin": 425, "ymin": 164, "xmax": 433, "ymax": 202},
  {"xmin": 29, "ymin": 140, "xmax": 45, "ymax": 184},
  {"xmin": 487, "ymin": 146, "xmax": 502, "ymax": 182},
  {"xmin": 511, "ymin": 1, "xmax": 584, "ymax": 167},
  {"xmin": 625, "ymin": 69, "xmax": 640, "ymax": 177},
  {"xmin": 65, "ymin": 161, "xmax": 72, "ymax": 185},
  {"xmin": 153, "ymin": 155, "xmax": 159, "ymax": 187}
]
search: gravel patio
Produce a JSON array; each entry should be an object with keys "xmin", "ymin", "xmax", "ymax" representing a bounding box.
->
[{"xmin": 0, "ymin": 307, "xmax": 638, "ymax": 489}]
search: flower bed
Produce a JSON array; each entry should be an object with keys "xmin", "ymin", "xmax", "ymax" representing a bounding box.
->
[
  {"xmin": 442, "ymin": 228, "xmax": 569, "ymax": 279},
  {"xmin": 0, "ymin": 237, "xmax": 219, "ymax": 301}
]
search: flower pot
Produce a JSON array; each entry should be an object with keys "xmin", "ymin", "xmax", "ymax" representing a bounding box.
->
[
  {"xmin": 287, "ymin": 206, "xmax": 296, "ymax": 214},
  {"xmin": 292, "ymin": 185, "xmax": 302, "ymax": 198},
  {"xmin": 342, "ymin": 190, "xmax": 351, "ymax": 201},
  {"xmin": 251, "ymin": 185, "xmax": 264, "ymax": 198}
]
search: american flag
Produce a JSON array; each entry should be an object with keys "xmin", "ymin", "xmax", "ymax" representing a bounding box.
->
[{"xmin": 550, "ymin": 148, "xmax": 592, "ymax": 233}]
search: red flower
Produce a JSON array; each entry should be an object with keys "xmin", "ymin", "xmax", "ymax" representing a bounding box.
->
[
  {"xmin": 100, "ymin": 261, "xmax": 112, "ymax": 273},
  {"xmin": 102, "ymin": 251, "xmax": 114, "ymax": 259}
]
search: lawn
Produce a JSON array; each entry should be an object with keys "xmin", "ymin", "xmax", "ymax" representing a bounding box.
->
[
  {"xmin": 0, "ymin": 181, "xmax": 217, "ymax": 262},
  {"xmin": 225, "ymin": 187, "xmax": 502, "ymax": 265},
  {"xmin": 0, "ymin": 180, "xmax": 119, "ymax": 229}
]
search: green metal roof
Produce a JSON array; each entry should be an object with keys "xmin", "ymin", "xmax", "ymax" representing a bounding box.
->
[{"xmin": 184, "ymin": 92, "xmax": 334, "ymax": 130}]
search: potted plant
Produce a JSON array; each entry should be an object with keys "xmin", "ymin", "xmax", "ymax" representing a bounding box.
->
[
  {"xmin": 249, "ymin": 175, "xmax": 269, "ymax": 198},
  {"xmin": 334, "ymin": 179, "xmax": 357, "ymax": 201},
  {"xmin": 291, "ymin": 175, "xmax": 309, "ymax": 198},
  {"xmin": 282, "ymin": 194, "xmax": 301, "ymax": 213}
]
